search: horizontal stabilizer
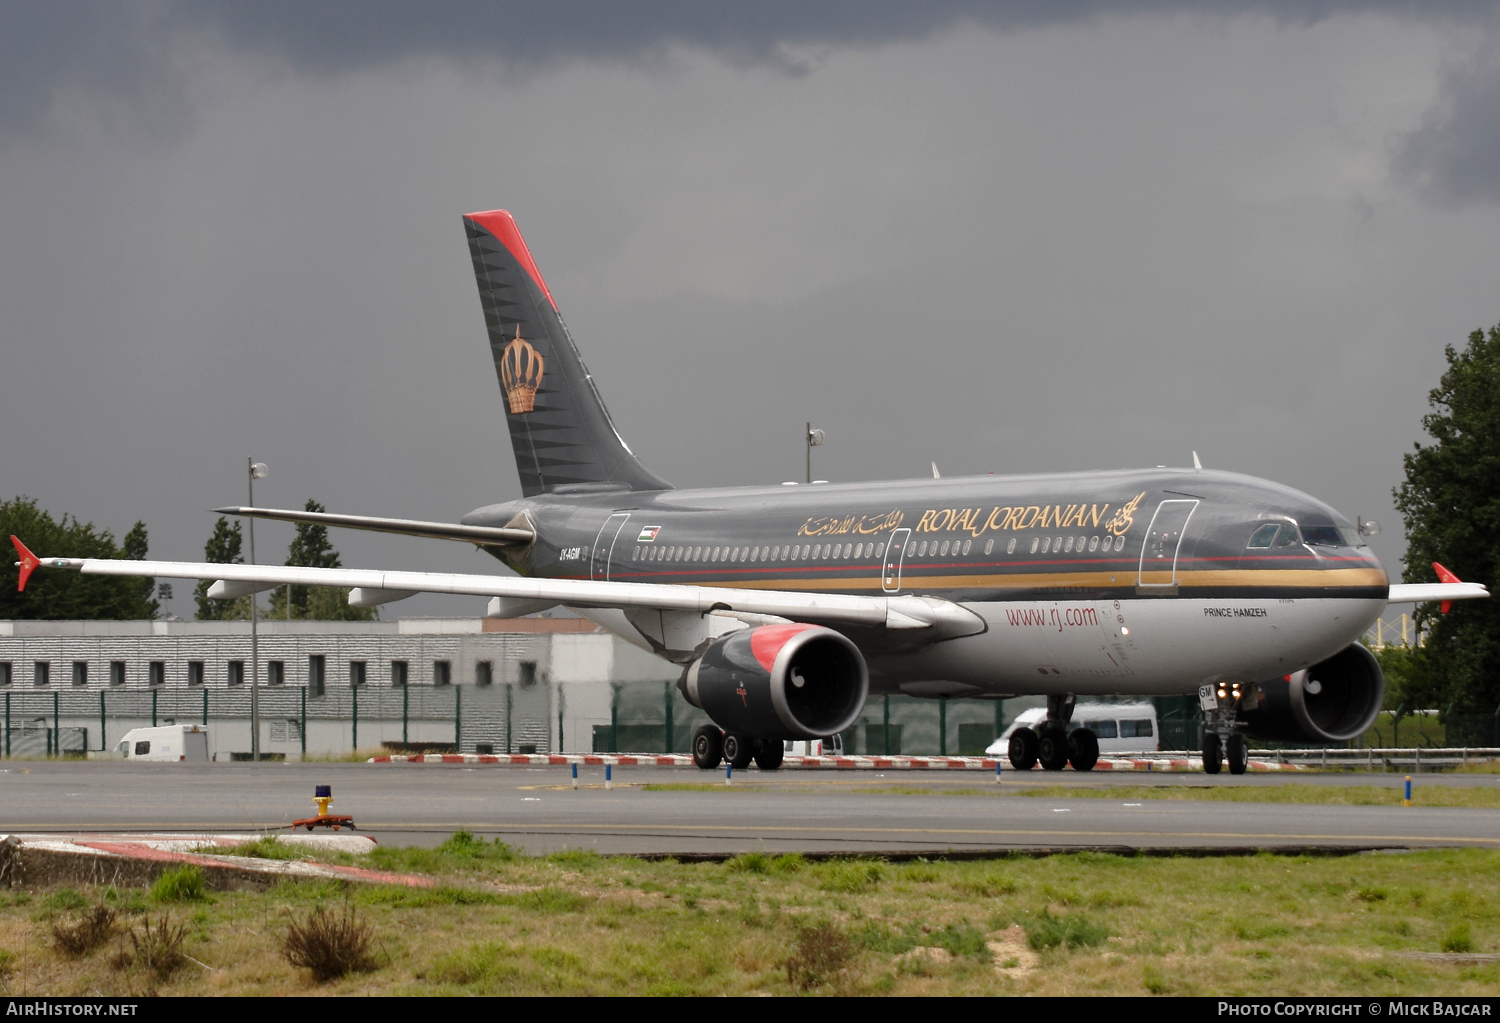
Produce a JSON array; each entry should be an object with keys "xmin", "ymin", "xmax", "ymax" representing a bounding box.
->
[{"xmin": 214, "ymin": 507, "xmax": 533, "ymax": 546}]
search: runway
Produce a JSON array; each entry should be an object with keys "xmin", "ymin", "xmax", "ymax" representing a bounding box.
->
[{"xmin": 1, "ymin": 761, "xmax": 1495, "ymax": 856}]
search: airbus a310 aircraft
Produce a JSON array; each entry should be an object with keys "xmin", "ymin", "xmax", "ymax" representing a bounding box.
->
[{"xmin": 12, "ymin": 210, "xmax": 1489, "ymax": 775}]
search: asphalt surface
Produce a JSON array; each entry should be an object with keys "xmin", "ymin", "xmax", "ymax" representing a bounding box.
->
[{"xmin": 1, "ymin": 761, "xmax": 1496, "ymax": 856}]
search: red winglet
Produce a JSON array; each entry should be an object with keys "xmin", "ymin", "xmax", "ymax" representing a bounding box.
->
[
  {"xmin": 10, "ymin": 536, "xmax": 39, "ymax": 593},
  {"xmin": 1433, "ymin": 562, "xmax": 1460, "ymax": 613}
]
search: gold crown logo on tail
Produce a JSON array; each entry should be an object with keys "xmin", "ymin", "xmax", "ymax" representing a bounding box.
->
[{"xmin": 499, "ymin": 324, "xmax": 545, "ymax": 414}]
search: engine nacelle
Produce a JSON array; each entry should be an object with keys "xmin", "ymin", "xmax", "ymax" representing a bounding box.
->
[
  {"xmin": 1239, "ymin": 642, "xmax": 1385, "ymax": 744},
  {"xmin": 679, "ymin": 623, "xmax": 869, "ymax": 740}
]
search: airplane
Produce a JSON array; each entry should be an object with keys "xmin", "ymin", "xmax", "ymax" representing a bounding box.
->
[{"xmin": 11, "ymin": 209, "xmax": 1489, "ymax": 775}]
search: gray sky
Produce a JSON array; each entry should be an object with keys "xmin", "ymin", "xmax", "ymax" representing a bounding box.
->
[{"xmin": 2, "ymin": 2, "xmax": 1498, "ymax": 618}]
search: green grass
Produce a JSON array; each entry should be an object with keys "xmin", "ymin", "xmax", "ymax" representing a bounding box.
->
[
  {"xmin": 149, "ymin": 865, "xmax": 207, "ymax": 904},
  {"xmin": 5, "ymin": 839, "xmax": 1500, "ymax": 995}
]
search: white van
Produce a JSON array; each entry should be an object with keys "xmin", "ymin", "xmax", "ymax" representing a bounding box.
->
[
  {"xmin": 985, "ymin": 703, "xmax": 1159, "ymax": 758},
  {"xmin": 112, "ymin": 725, "xmax": 210, "ymax": 762}
]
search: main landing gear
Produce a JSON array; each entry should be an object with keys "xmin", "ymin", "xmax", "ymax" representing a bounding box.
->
[
  {"xmin": 1007, "ymin": 693, "xmax": 1099, "ymax": 772},
  {"xmin": 691, "ymin": 725, "xmax": 784, "ymax": 771}
]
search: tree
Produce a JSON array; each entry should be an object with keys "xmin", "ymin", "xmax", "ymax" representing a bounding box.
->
[
  {"xmin": 266, "ymin": 500, "xmax": 375, "ymax": 622},
  {"xmin": 1393, "ymin": 322, "xmax": 1500, "ymax": 720},
  {"xmin": 0, "ymin": 497, "xmax": 158, "ymax": 620},
  {"xmin": 120, "ymin": 521, "xmax": 159, "ymax": 618},
  {"xmin": 194, "ymin": 517, "xmax": 248, "ymax": 620}
]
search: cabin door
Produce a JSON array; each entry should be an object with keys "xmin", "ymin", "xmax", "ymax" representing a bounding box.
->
[
  {"xmin": 1137, "ymin": 500, "xmax": 1199, "ymax": 588},
  {"xmin": 882, "ymin": 528, "xmax": 911, "ymax": 593},
  {"xmin": 591, "ymin": 513, "xmax": 631, "ymax": 581}
]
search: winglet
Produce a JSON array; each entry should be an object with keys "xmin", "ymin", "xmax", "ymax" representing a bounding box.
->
[
  {"xmin": 10, "ymin": 536, "xmax": 39, "ymax": 593},
  {"xmin": 1433, "ymin": 562, "xmax": 1460, "ymax": 613}
]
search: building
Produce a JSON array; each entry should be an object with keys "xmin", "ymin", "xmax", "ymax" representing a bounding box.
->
[{"xmin": 0, "ymin": 618, "xmax": 1032, "ymax": 758}]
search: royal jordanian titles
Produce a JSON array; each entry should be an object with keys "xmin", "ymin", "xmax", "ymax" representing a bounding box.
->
[{"xmin": 12, "ymin": 210, "xmax": 1489, "ymax": 776}]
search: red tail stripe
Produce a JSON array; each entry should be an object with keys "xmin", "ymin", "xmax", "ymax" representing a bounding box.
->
[
  {"xmin": 464, "ymin": 209, "xmax": 558, "ymax": 311},
  {"xmin": 10, "ymin": 536, "xmax": 39, "ymax": 593}
]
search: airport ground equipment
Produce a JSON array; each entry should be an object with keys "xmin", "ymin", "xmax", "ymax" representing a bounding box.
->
[{"xmin": 292, "ymin": 783, "xmax": 355, "ymax": 832}]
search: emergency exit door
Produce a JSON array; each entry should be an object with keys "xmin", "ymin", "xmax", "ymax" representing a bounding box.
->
[
  {"xmin": 1137, "ymin": 500, "xmax": 1198, "ymax": 587},
  {"xmin": 591, "ymin": 513, "xmax": 631, "ymax": 581},
  {"xmin": 882, "ymin": 528, "xmax": 911, "ymax": 593}
]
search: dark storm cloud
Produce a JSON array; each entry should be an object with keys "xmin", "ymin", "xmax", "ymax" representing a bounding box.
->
[
  {"xmin": 1397, "ymin": 48, "xmax": 1500, "ymax": 205},
  {"xmin": 0, "ymin": 1, "xmax": 1489, "ymax": 135}
]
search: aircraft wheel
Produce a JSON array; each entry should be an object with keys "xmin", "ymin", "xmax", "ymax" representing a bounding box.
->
[
  {"xmin": 753, "ymin": 740, "xmax": 784, "ymax": 771},
  {"xmin": 1067, "ymin": 728, "xmax": 1100, "ymax": 772},
  {"xmin": 723, "ymin": 733, "xmax": 755, "ymax": 770},
  {"xmin": 1008, "ymin": 727, "xmax": 1039, "ymax": 771},
  {"xmin": 1202, "ymin": 732, "xmax": 1223, "ymax": 775},
  {"xmin": 692, "ymin": 725, "xmax": 724, "ymax": 770},
  {"xmin": 1227, "ymin": 733, "xmax": 1249, "ymax": 775},
  {"xmin": 1038, "ymin": 726, "xmax": 1070, "ymax": 771}
]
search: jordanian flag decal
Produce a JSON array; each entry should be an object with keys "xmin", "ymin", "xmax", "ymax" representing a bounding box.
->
[{"xmin": 637, "ymin": 526, "xmax": 661, "ymax": 542}]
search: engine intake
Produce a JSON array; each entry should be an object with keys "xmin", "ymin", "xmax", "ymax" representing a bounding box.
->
[
  {"xmin": 679, "ymin": 623, "xmax": 869, "ymax": 740},
  {"xmin": 1240, "ymin": 642, "xmax": 1385, "ymax": 744}
]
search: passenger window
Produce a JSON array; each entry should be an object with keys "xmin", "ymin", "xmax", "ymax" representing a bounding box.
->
[
  {"xmin": 1077, "ymin": 536, "xmax": 1086, "ymax": 551},
  {"xmin": 1041, "ymin": 538, "xmax": 1051, "ymax": 554},
  {"xmin": 1006, "ymin": 538, "xmax": 1016, "ymax": 555},
  {"xmin": 984, "ymin": 539, "xmax": 994, "ymax": 555},
  {"xmin": 1064, "ymin": 537, "xmax": 1074, "ymax": 553},
  {"xmin": 134, "ymin": 741, "xmax": 151, "ymax": 756},
  {"xmin": 1246, "ymin": 524, "xmax": 1279, "ymax": 549},
  {"xmin": 803, "ymin": 545, "xmax": 811, "ymax": 559},
  {"xmin": 1030, "ymin": 537, "xmax": 1040, "ymax": 554},
  {"xmin": 1088, "ymin": 536, "xmax": 1099, "ymax": 552},
  {"xmin": 939, "ymin": 541, "xmax": 949, "ymax": 556},
  {"xmin": 874, "ymin": 543, "xmax": 884, "ymax": 558},
  {"xmin": 1114, "ymin": 535, "xmax": 1125, "ymax": 551}
]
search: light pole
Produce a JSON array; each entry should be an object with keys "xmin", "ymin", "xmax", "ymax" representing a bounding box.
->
[
  {"xmin": 805, "ymin": 422, "xmax": 825, "ymax": 484},
  {"xmin": 248, "ymin": 459, "xmax": 268, "ymax": 762}
]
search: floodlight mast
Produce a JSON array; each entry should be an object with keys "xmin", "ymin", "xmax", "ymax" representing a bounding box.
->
[
  {"xmin": 248, "ymin": 459, "xmax": 267, "ymax": 762},
  {"xmin": 805, "ymin": 423, "xmax": 825, "ymax": 484}
]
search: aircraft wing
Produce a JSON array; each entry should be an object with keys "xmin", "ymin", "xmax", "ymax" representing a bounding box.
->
[
  {"xmin": 1387, "ymin": 562, "xmax": 1489, "ymax": 611},
  {"xmin": 10, "ymin": 540, "xmax": 983, "ymax": 637},
  {"xmin": 1386, "ymin": 582, "xmax": 1489, "ymax": 603},
  {"xmin": 212, "ymin": 506, "xmax": 533, "ymax": 546}
]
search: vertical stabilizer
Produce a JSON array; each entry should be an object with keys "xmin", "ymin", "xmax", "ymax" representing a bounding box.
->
[{"xmin": 464, "ymin": 210, "xmax": 672, "ymax": 497}]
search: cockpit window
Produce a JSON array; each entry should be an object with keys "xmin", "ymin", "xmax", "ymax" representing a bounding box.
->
[
  {"xmin": 1299, "ymin": 524, "xmax": 1363, "ymax": 548},
  {"xmin": 1246, "ymin": 524, "xmax": 1279, "ymax": 549},
  {"xmin": 1276, "ymin": 525, "xmax": 1301, "ymax": 548}
]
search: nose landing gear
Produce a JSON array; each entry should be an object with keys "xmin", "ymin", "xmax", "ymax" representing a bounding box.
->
[{"xmin": 1199, "ymin": 683, "xmax": 1251, "ymax": 776}]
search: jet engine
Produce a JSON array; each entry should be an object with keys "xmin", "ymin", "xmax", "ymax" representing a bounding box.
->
[
  {"xmin": 1238, "ymin": 642, "xmax": 1384, "ymax": 744},
  {"xmin": 678, "ymin": 623, "xmax": 869, "ymax": 740}
]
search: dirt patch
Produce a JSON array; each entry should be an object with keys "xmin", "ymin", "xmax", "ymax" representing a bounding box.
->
[{"xmin": 987, "ymin": 925, "xmax": 1039, "ymax": 976}]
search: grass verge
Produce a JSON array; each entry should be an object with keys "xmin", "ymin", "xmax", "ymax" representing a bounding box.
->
[{"xmin": 0, "ymin": 843, "xmax": 1495, "ymax": 995}]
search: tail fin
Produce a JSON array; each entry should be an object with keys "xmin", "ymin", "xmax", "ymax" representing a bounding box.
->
[{"xmin": 464, "ymin": 210, "xmax": 671, "ymax": 498}]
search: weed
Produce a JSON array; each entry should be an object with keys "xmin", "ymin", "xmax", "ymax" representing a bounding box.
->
[
  {"xmin": 848, "ymin": 921, "xmax": 917, "ymax": 956},
  {"xmin": 120, "ymin": 915, "xmax": 188, "ymax": 981},
  {"xmin": 283, "ymin": 904, "xmax": 379, "ymax": 982},
  {"xmin": 1441, "ymin": 923, "xmax": 1475, "ymax": 954},
  {"xmin": 770, "ymin": 853, "xmax": 806, "ymax": 874},
  {"xmin": 545, "ymin": 848, "xmax": 602, "ymax": 869},
  {"xmin": 1230, "ymin": 918, "xmax": 1290, "ymax": 941},
  {"xmin": 1024, "ymin": 909, "xmax": 1108, "ymax": 950},
  {"xmin": 726, "ymin": 851, "xmax": 772, "ymax": 874},
  {"xmin": 960, "ymin": 870, "xmax": 1019, "ymax": 897},
  {"xmin": 901, "ymin": 862, "xmax": 943, "ymax": 884},
  {"xmin": 1354, "ymin": 886, "xmax": 1391, "ymax": 903},
  {"xmin": 820, "ymin": 859, "xmax": 886, "ymax": 893},
  {"xmin": 438, "ymin": 830, "xmax": 521, "ymax": 863},
  {"xmin": 426, "ymin": 941, "xmax": 517, "ymax": 985},
  {"xmin": 150, "ymin": 865, "xmax": 207, "ymax": 903},
  {"xmin": 928, "ymin": 921, "xmax": 989, "ymax": 960},
  {"xmin": 519, "ymin": 888, "xmax": 588, "ymax": 913},
  {"xmin": 785, "ymin": 922, "xmax": 855, "ymax": 990},
  {"xmin": 359, "ymin": 886, "xmax": 500, "ymax": 908},
  {"xmin": 51, "ymin": 904, "xmax": 118, "ymax": 957},
  {"xmin": 41, "ymin": 889, "xmax": 88, "ymax": 914},
  {"xmin": 1143, "ymin": 964, "xmax": 1170, "ymax": 994},
  {"xmin": 218, "ymin": 834, "xmax": 303, "ymax": 861}
]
